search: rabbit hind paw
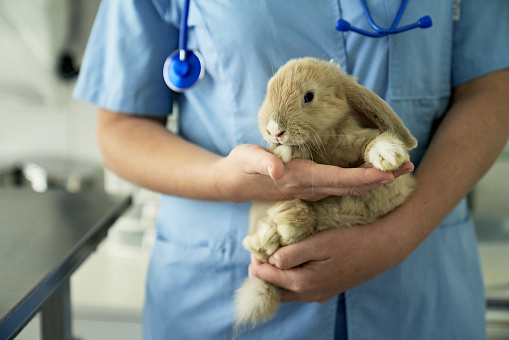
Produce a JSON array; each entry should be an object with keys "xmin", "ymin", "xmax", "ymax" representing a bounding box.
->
[
  {"xmin": 243, "ymin": 219, "xmax": 281, "ymax": 263},
  {"xmin": 268, "ymin": 200, "xmax": 316, "ymax": 246}
]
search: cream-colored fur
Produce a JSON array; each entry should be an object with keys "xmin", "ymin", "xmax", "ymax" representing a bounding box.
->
[{"xmin": 234, "ymin": 58, "xmax": 417, "ymax": 330}]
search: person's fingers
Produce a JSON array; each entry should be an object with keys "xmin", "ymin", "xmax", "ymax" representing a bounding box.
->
[
  {"xmin": 267, "ymin": 237, "xmax": 328, "ymax": 269},
  {"xmin": 250, "ymin": 254, "xmax": 263, "ymax": 265},
  {"xmin": 249, "ymin": 259, "xmax": 295, "ymax": 290},
  {"xmin": 249, "ymin": 256, "xmax": 327, "ymax": 302},
  {"xmin": 320, "ymin": 166, "xmax": 394, "ymax": 196},
  {"xmin": 268, "ymin": 246, "xmax": 307, "ymax": 270},
  {"xmin": 230, "ymin": 145, "xmax": 413, "ymax": 201},
  {"xmin": 360, "ymin": 161, "xmax": 414, "ymax": 178},
  {"xmin": 341, "ymin": 162, "xmax": 414, "ymax": 194},
  {"xmin": 289, "ymin": 160, "xmax": 392, "ymax": 183},
  {"xmin": 392, "ymin": 161, "xmax": 414, "ymax": 178}
]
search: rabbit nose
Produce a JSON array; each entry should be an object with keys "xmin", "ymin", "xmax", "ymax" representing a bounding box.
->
[
  {"xmin": 265, "ymin": 128, "xmax": 286, "ymax": 138},
  {"xmin": 266, "ymin": 120, "xmax": 285, "ymax": 137}
]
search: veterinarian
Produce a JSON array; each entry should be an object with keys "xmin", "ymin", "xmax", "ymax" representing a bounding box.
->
[{"xmin": 74, "ymin": 1, "xmax": 509, "ymax": 339}]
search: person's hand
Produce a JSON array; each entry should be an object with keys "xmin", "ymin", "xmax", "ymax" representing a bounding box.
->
[
  {"xmin": 248, "ymin": 219, "xmax": 406, "ymax": 303},
  {"xmin": 214, "ymin": 144, "xmax": 413, "ymax": 202}
]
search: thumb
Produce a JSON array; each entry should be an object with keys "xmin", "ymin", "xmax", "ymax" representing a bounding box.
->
[
  {"xmin": 248, "ymin": 145, "xmax": 284, "ymax": 180},
  {"xmin": 265, "ymin": 157, "xmax": 285, "ymax": 181}
]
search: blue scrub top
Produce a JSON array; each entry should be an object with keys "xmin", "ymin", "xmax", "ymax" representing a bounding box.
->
[{"xmin": 74, "ymin": 1, "xmax": 509, "ymax": 339}]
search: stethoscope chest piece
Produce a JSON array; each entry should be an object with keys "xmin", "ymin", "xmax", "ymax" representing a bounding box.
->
[{"xmin": 163, "ymin": 49, "xmax": 205, "ymax": 92}]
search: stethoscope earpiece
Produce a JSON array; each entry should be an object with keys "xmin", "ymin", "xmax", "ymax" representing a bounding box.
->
[
  {"xmin": 336, "ymin": 0, "xmax": 432, "ymax": 38},
  {"xmin": 335, "ymin": 19, "xmax": 351, "ymax": 32},
  {"xmin": 163, "ymin": 49, "xmax": 205, "ymax": 92},
  {"xmin": 417, "ymin": 15, "xmax": 433, "ymax": 29}
]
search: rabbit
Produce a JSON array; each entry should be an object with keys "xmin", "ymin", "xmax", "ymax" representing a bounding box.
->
[{"xmin": 234, "ymin": 57, "xmax": 418, "ymax": 331}]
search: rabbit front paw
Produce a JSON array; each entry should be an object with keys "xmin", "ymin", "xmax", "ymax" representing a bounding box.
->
[
  {"xmin": 272, "ymin": 144, "xmax": 294, "ymax": 163},
  {"xmin": 267, "ymin": 200, "xmax": 316, "ymax": 246},
  {"xmin": 365, "ymin": 134, "xmax": 409, "ymax": 172}
]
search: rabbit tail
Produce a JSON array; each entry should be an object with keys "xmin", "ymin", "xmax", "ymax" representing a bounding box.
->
[{"xmin": 234, "ymin": 277, "xmax": 281, "ymax": 332}]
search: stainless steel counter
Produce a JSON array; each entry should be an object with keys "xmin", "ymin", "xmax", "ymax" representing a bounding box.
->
[{"xmin": 0, "ymin": 188, "xmax": 131, "ymax": 340}]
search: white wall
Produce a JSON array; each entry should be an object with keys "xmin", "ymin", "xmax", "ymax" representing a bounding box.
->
[
  {"xmin": 0, "ymin": 0, "xmax": 102, "ymax": 167},
  {"xmin": 0, "ymin": 91, "xmax": 101, "ymax": 165}
]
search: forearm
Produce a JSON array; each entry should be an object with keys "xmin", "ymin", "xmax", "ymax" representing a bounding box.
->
[
  {"xmin": 97, "ymin": 109, "xmax": 401, "ymax": 203},
  {"xmin": 386, "ymin": 69, "xmax": 509, "ymax": 259},
  {"xmin": 97, "ymin": 109, "xmax": 225, "ymax": 200}
]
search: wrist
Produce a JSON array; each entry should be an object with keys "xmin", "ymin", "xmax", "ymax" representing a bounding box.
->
[
  {"xmin": 204, "ymin": 156, "xmax": 234, "ymax": 202},
  {"xmin": 374, "ymin": 190, "xmax": 441, "ymax": 266}
]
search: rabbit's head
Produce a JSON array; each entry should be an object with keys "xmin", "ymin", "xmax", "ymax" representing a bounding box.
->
[
  {"xmin": 258, "ymin": 58, "xmax": 349, "ymax": 147},
  {"xmin": 258, "ymin": 58, "xmax": 417, "ymax": 150}
]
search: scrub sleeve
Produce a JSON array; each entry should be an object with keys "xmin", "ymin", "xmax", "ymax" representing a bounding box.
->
[{"xmin": 74, "ymin": 0, "xmax": 176, "ymax": 116}]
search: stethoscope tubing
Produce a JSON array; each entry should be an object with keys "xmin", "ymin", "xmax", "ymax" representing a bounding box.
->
[
  {"xmin": 178, "ymin": 0, "xmax": 190, "ymax": 60},
  {"xmin": 360, "ymin": 0, "xmax": 408, "ymax": 32}
]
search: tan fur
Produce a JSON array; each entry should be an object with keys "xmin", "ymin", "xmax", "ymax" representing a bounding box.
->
[
  {"xmin": 233, "ymin": 277, "xmax": 281, "ymax": 334},
  {"xmin": 234, "ymin": 58, "xmax": 417, "ymax": 330}
]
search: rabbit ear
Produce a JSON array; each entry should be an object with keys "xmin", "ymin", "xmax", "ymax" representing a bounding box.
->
[{"xmin": 341, "ymin": 77, "xmax": 418, "ymax": 150}]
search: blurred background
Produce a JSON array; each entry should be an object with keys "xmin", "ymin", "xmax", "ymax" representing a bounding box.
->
[
  {"xmin": 0, "ymin": 1, "xmax": 158, "ymax": 339},
  {"xmin": 0, "ymin": 1, "xmax": 508, "ymax": 339}
]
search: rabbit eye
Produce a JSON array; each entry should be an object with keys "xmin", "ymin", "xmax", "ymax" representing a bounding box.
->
[{"xmin": 303, "ymin": 91, "xmax": 314, "ymax": 103}]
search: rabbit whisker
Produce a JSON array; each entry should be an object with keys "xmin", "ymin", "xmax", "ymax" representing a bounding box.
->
[
  {"xmin": 309, "ymin": 126, "xmax": 328, "ymax": 151},
  {"xmin": 266, "ymin": 50, "xmax": 275, "ymax": 78},
  {"xmin": 306, "ymin": 127, "xmax": 328, "ymax": 163},
  {"xmin": 317, "ymin": 43, "xmax": 344, "ymax": 63},
  {"xmin": 271, "ymin": 176, "xmax": 292, "ymax": 201},
  {"xmin": 300, "ymin": 143, "xmax": 317, "ymax": 192}
]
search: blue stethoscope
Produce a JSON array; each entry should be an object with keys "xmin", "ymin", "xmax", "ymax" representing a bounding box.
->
[{"xmin": 163, "ymin": 0, "xmax": 432, "ymax": 92}]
